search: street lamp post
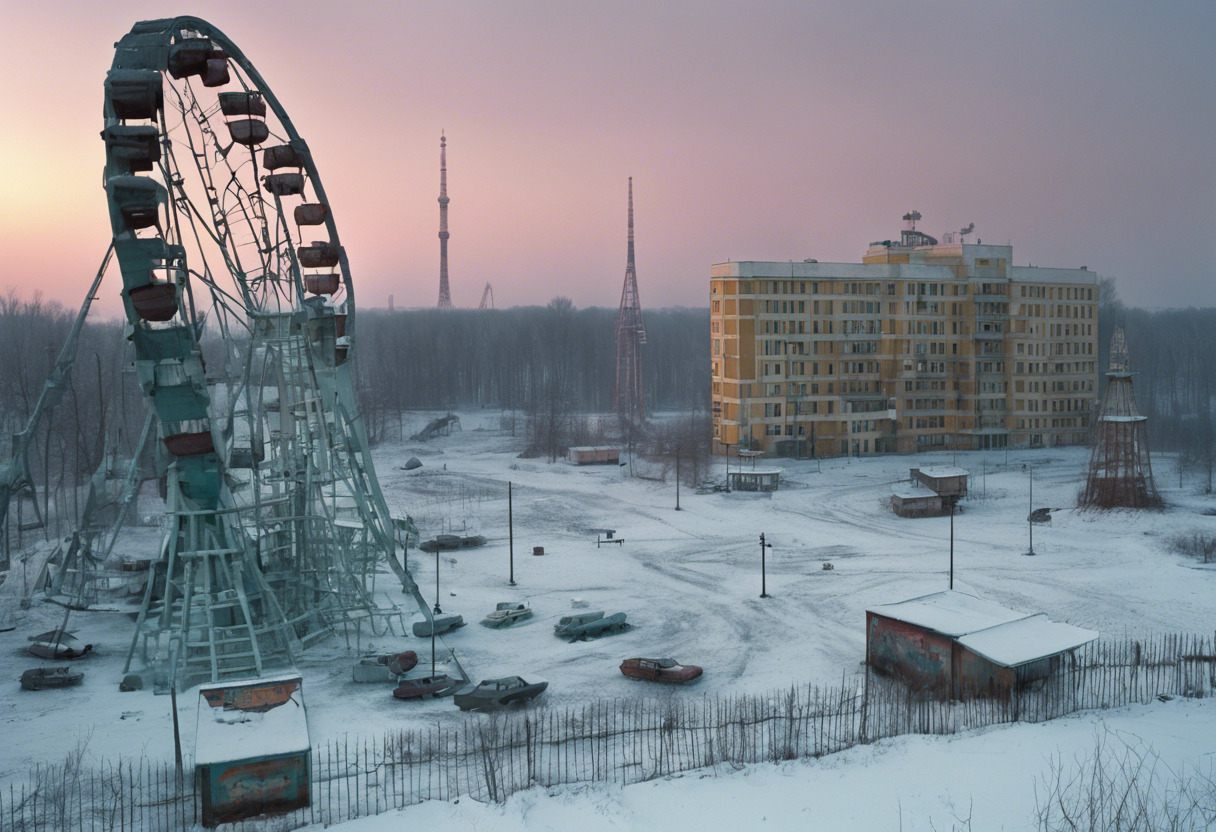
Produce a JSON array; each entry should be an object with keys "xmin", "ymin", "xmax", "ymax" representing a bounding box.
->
[
  {"xmin": 508, "ymin": 481, "xmax": 516, "ymax": 586},
  {"xmin": 1024, "ymin": 468, "xmax": 1036, "ymax": 556},
  {"xmin": 759, "ymin": 533, "xmax": 773, "ymax": 598},
  {"xmin": 675, "ymin": 447, "xmax": 681, "ymax": 511},
  {"xmin": 949, "ymin": 500, "xmax": 955, "ymax": 589}
]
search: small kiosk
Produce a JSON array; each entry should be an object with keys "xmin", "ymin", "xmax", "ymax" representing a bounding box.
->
[
  {"xmin": 195, "ymin": 674, "xmax": 311, "ymax": 827},
  {"xmin": 727, "ymin": 469, "xmax": 781, "ymax": 492}
]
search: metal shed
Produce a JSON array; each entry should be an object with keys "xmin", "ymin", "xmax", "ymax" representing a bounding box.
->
[
  {"xmin": 568, "ymin": 446, "xmax": 621, "ymax": 465},
  {"xmin": 891, "ymin": 485, "xmax": 945, "ymax": 517},
  {"xmin": 910, "ymin": 466, "xmax": 969, "ymax": 499},
  {"xmin": 195, "ymin": 674, "xmax": 311, "ymax": 828},
  {"xmin": 866, "ymin": 591, "xmax": 1097, "ymax": 699}
]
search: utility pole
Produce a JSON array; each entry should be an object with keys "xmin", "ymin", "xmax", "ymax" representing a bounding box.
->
[
  {"xmin": 434, "ymin": 550, "xmax": 442, "ymax": 614},
  {"xmin": 949, "ymin": 500, "xmax": 955, "ymax": 589},
  {"xmin": 675, "ymin": 447, "xmax": 681, "ymax": 510},
  {"xmin": 759, "ymin": 533, "xmax": 772, "ymax": 598},
  {"xmin": 508, "ymin": 481, "xmax": 516, "ymax": 586},
  {"xmin": 1024, "ymin": 468, "xmax": 1035, "ymax": 556}
]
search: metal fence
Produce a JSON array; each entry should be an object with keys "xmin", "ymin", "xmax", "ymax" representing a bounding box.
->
[{"xmin": 3, "ymin": 634, "xmax": 1213, "ymax": 831}]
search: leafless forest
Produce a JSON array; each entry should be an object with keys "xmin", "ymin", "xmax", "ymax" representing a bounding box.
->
[{"xmin": 3, "ymin": 284, "xmax": 1216, "ymax": 556}]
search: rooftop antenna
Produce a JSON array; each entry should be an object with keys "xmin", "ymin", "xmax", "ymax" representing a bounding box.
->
[
  {"xmin": 902, "ymin": 210, "xmax": 922, "ymax": 231},
  {"xmin": 959, "ymin": 222, "xmax": 975, "ymax": 243}
]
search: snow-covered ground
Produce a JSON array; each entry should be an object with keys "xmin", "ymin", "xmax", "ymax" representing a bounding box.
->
[
  {"xmin": 1, "ymin": 411, "xmax": 1214, "ymax": 786},
  {"xmin": 304, "ymin": 699, "xmax": 1216, "ymax": 832}
]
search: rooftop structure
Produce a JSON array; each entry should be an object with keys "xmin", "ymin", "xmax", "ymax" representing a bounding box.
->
[{"xmin": 710, "ymin": 216, "xmax": 1099, "ymax": 457}]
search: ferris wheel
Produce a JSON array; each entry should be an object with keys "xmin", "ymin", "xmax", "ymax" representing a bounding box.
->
[{"xmin": 101, "ymin": 17, "xmax": 427, "ymax": 689}]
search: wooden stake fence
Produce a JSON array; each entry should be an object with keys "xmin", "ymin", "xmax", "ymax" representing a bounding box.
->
[{"xmin": 2, "ymin": 634, "xmax": 1213, "ymax": 831}]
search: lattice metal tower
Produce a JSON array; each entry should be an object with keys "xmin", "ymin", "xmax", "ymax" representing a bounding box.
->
[
  {"xmin": 437, "ymin": 131, "xmax": 452, "ymax": 308},
  {"xmin": 1080, "ymin": 324, "xmax": 1162, "ymax": 508},
  {"xmin": 614, "ymin": 178, "xmax": 647, "ymax": 422}
]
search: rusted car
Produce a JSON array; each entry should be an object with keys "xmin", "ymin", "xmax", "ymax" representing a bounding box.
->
[
  {"xmin": 20, "ymin": 667, "xmax": 84, "ymax": 691},
  {"xmin": 620, "ymin": 658, "xmax": 703, "ymax": 684},
  {"xmin": 453, "ymin": 676, "xmax": 548, "ymax": 712},
  {"xmin": 555, "ymin": 611, "xmax": 629, "ymax": 642},
  {"xmin": 481, "ymin": 602, "xmax": 533, "ymax": 628},
  {"xmin": 351, "ymin": 650, "xmax": 418, "ymax": 683},
  {"xmin": 392, "ymin": 674, "xmax": 461, "ymax": 700}
]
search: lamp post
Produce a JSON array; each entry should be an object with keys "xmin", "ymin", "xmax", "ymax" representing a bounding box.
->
[
  {"xmin": 1023, "ymin": 468, "xmax": 1036, "ymax": 556},
  {"xmin": 434, "ymin": 549, "xmax": 442, "ymax": 614},
  {"xmin": 949, "ymin": 499, "xmax": 955, "ymax": 589},
  {"xmin": 430, "ymin": 546, "xmax": 441, "ymax": 674},
  {"xmin": 759, "ymin": 533, "xmax": 772, "ymax": 598},
  {"xmin": 675, "ymin": 447, "xmax": 681, "ymax": 511},
  {"xmin": 508, "ymin": 481, "xmax": 516, "ymax": 586},
  {"xmin": 724, "ymin": 442, "xmax": 733, "ymax": 492}
]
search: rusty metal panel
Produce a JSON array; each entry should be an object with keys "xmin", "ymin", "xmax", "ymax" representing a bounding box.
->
[
  {"xmin": 201, "ymin": 753, "xmax": 310, "ymax": 828},
  {"xmin": 956, "ymin": 645, "xmax": 1016, "ymax": 699},
  {"xmin": 867, "ymin": 613, "xmax": 953, "ymax": 696}
]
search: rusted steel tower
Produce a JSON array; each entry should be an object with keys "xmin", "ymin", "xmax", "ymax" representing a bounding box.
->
[
  {"xmin": 1080, "ymin": 324, "xmax": 1162, "ymax": 508},
  {"xmin": 437, "ymin": 131, "xmax": 452, "ymax": 308},
  {"xmin": 614, "ymin": 178, "xmax": 647, "ymax": 422}
]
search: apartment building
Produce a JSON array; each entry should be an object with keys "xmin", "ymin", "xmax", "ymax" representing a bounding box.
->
[{"xmin": 710, "ymin": 224, "xmax": 1098, "ymax": 456}]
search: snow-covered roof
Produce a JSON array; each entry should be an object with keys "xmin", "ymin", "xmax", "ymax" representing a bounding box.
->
[
  {"xmin": 568, "ymin": 446, "xmax": 619, "ymax": 453},
  {"xmin": 195, "ymin": 675, "xmax": 310, "ymax": 766},
  {"xmin": 892, "ymin": 485, "xmax": 939, "ymax": 501},
  {"xmin": 731, "ymin": 469, "xmax": 781, "ymax": 476},
  {"xmin": 957, "ymin": 614, "xmax": 1098, "ymax": 668},
  {"xmin": 916, "ymin": 466, "xmax": 969, "ymax": 479},
  {"xmin": 867, "ymin": 590, "xmax": 1028, "ymax": 637}
]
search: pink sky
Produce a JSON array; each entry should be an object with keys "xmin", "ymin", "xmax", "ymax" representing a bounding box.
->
[{"xmin": 1, "ymin": 1, "xmax": 1213, "ymax": 317}]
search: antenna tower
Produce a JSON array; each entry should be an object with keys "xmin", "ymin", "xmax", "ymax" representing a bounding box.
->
[
  {"xmin": 614, "ymin": 177, "xmax": 647, "ymax": 422},
  {"xmin": 437, "ymin": 131, "xmax": 452, "ymax": 308},
  {"xmin": 1080, "ymin": 324, "xmax": 1162, "ymax": 508},
  {"xmin": 478, "ymin": 282, "xmax": 494, "ymax": 310}
]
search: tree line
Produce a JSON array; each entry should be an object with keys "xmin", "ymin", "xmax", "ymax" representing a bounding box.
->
[
  {"xmin": 352, "ymin": 301, "xmax": 710, "ymax": 443},
  {"xmin": 1098, "ymin": 279, "xmax": 1216, "ymax": 488},
  {"xmin": 6, "ymin": 283, "xmax": 1216, "ymax": 562}
]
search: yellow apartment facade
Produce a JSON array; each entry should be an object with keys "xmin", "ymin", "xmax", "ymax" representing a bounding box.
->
[{"xmin": 710, "ymin": 227, "xmax": 1098, "ymax": 456}]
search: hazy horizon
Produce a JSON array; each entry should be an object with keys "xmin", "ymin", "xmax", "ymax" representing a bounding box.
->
[{"xmin": 2, "ymin": 0, "xmax": 1213, "ymax": 319}]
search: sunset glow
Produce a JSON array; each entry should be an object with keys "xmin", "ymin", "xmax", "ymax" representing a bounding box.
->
[{"xmin": 1, "ymin": 1, "xmax": 1213, "ymax": 318}]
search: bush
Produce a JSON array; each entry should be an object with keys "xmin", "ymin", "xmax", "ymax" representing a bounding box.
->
[
  {"xmin": 1034, "ymin": 730, "xmax": 1216, "ymax": 831},
  {"xmin": 1168, "ymin": 531, "xmax": 1216, "ymax": 563}
]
